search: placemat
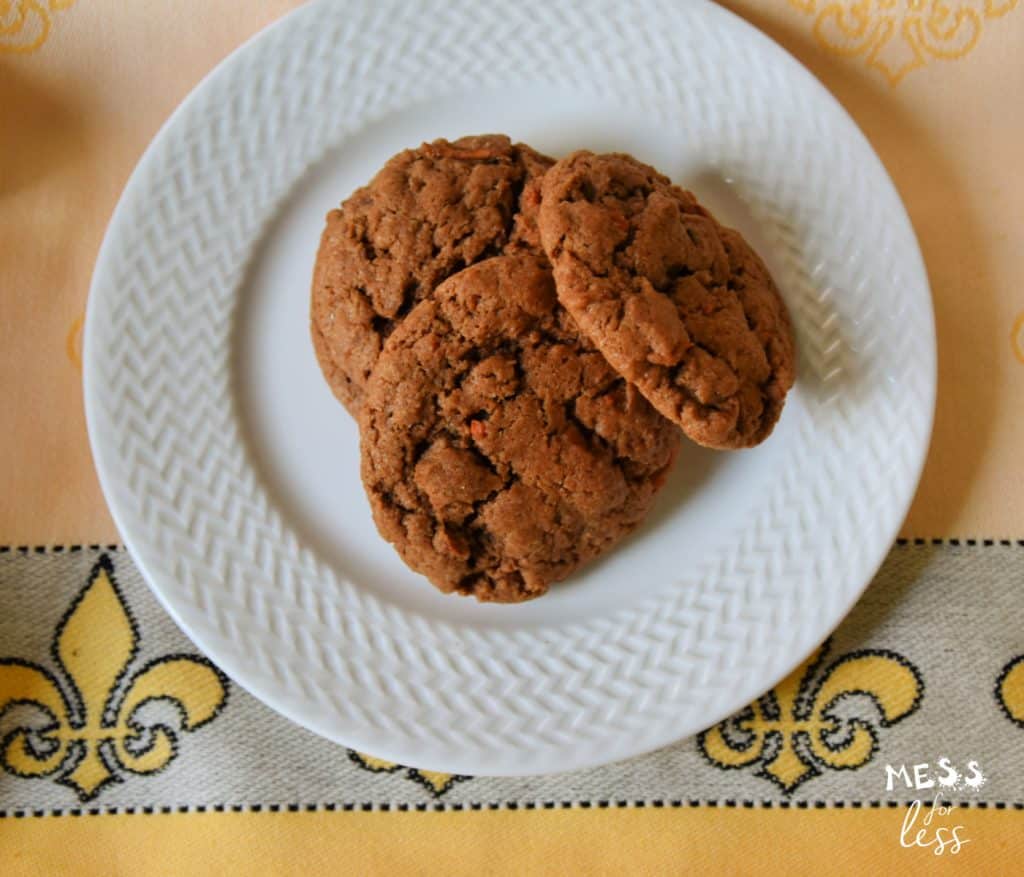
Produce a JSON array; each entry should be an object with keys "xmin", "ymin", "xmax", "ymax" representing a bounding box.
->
[{"xmin": 2, "ymin": 1, "xmax": 1022, "ymax": 873}]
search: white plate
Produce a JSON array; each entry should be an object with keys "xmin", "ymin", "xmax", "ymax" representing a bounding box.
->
[{"xmin": 84, "ymin": 0, "xmax": 935, "ymax": 775}]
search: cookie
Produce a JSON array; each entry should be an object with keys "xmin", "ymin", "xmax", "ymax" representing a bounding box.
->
[
  {"xmin": 538, "ymin": 151, "xmax": 796, "ymax": 449},
  {"xmin": 359, "ymin": 254, "xmax": 680, "ymax": 603},
  {"xmin": 311, "ymin": 135, "xmax": 553, "ymax": 414}
]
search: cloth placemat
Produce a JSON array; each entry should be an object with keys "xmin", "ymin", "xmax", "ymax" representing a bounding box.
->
[
  {"xmin": 1, "ymin": 543, "xmax": 1023, "ymax": 807},
  {"xmin": 2, "ymin": 1, "xmax": 1023, "ymax": 873}
]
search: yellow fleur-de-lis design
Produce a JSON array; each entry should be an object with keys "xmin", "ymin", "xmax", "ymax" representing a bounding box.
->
[
  {"xmin": 787, "ymin": 0, "xmax": 1020, "ymax": 86},
  {"xmin": 349, "ymin": 751, "xmax": 470, "ymax": 797},
  {"xmin": 0, "ymin": 556, "xmax": 229, "ymax": 800},
  {"xmin": 0, "ymin": 0, "xmax": 77, "ymax": 54},
  {"xmin": 699, "ymin": 640, "xmax": 922, "ymax": 793},
  {"xmin": 66, "ymin": 312, "xmax": 84, "ymax": 373},
  {"xmin": 996, "ymin": 655, "xmax": 1024, "ymax": 727},
  {"xmin": 1012, "ymin": 312, "xmax": 1024, "ymax": 365}
]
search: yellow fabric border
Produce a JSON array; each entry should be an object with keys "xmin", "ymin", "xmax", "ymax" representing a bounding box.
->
[{"xmin": 1, "ymin": 808, "xmax": 1018, "ymax": 875}]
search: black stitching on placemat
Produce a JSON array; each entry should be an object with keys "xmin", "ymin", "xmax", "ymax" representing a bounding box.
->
[
  {"xmin": 6, "ymin": 541, "xmax": 1024, "ymax": 554},
  {"xmin": 2, "ymin": 799, "xmax": 1020, "ymax": 818},
  {"xmin": 893, "ymin": 538, "xmax": 1024, "ymax": 547},
  {"xmin": 0, "ymin": 544, "xmax": 125, "ymax": 553}
]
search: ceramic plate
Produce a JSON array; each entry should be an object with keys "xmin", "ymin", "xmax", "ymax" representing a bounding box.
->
[{"xmin": 84, "ymin": 0, "xmax": 935, "ymax": 774}]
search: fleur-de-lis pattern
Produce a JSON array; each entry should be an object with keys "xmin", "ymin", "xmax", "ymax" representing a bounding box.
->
[
  {"xmin": 996, "ymin": 655, "xmax": 1024, "ymax": 727},
  {"xmin": 0, "ymin": 557, "xmax": 229, "ymax": 800},
  {"xmin": 66, "ymin": 313, "xmax": 84, "ymax": 373},
  {"xmin": 0, "ymin": 0, "xmax": 76, "ymax": 54},
  {"xmin": 4, "ymin": 546, "xmax": 1024, "ymax": 810},
  {"xmin": 788, "ymin": 0, "xmax": 1020, "ymax": 85},
  {"xmin": 348, "ymin": 751, "xmax": 470, "ymax": 797},
  {"xmin": 1012, "ymin": 311, "xmax": 1024, "ymax": 365},
  {"xmin": 698, "ymin": 640, "xmax": 923, "ymax": 793}
]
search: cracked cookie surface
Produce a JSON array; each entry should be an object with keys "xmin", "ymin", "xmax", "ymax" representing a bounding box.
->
[
  {"xmin": 311, "ymin": 135, "xmax": 553, "ymax": 414},
  {"xmin": 538, "ymin": 151, "xmax": 795, "ymax": 449},
  {"xmin": 359, "ymin": 254, "xmax": 680, "ymax": 603}
]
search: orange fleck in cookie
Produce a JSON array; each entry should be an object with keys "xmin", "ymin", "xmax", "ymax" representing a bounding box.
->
[{"xmin": 359, "ymin": 254, "xmax": 679, "ymax": 602}]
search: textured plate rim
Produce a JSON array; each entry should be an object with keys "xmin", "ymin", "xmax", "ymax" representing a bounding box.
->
[{"xmin": 84, "ymin": 0, "xmax": 936, "ymax": 775}]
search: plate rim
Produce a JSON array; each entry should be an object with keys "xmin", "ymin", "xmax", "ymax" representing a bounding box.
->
[{"xmin": 84, "ymin": 0, "xmax": 937, "ymax": 775}]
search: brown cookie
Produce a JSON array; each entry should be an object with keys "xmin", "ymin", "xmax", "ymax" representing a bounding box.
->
[
  {"xmin": 359, "ymin": 254, "xmax": 680, "ymax": 603},
  {"xmin": 538, "ymin": 151, "xmax": 796, "ymax": 449},
  {"xmin": 311, "ymin": 135, "xmax": 553, "ymax": 414}
]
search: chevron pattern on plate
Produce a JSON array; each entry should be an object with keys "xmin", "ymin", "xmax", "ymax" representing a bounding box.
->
[{"xmin": 83, "ymin": 0, "xmax": 935, "ymax": 774}]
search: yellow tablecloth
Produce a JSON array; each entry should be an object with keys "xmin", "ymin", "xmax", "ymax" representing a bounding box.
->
[{"xmin": 2, "ymin": 1, "xmax": 1023, "ymax": 873}]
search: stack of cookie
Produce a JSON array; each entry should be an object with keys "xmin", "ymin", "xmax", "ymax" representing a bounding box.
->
[{"xmin": 311, "ymin": 136, "xmax": 795, "ymax": 603}]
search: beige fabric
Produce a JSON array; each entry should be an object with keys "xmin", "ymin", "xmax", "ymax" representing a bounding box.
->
[
  {"xmin": 0, "ymin": 1, "xmax": 302, "ymax": 544},
  {"xmin": 721, "ymin": 1, "xmax": 1024, "ymax": 540},
  {"xmin": 1, "ymin": 0, "xmax": 1021, "ymax": 544},
  {"xmin": 2, "ymin": 543, "xmax": 1023, "ymax": 812}
]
